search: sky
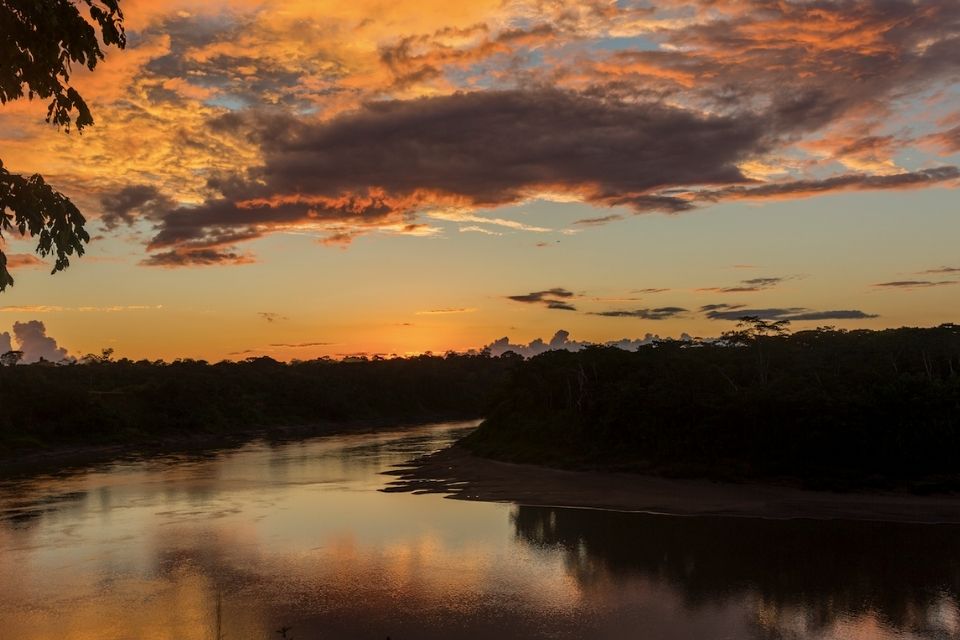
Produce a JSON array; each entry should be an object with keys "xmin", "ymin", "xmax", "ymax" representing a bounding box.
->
[{"xmin": 1, "ymin": 0, "xmax": 959, "ymax": 361}]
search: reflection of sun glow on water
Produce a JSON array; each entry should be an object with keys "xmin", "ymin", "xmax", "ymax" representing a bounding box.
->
[{"xmin": 1, "ymin": 422, "xmax": 960, "ymax": 639}]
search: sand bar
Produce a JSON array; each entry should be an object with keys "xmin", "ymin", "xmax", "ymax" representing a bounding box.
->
[{"xmin": 384, "ymin": 445, "xmax": 960, "ymax": 524}]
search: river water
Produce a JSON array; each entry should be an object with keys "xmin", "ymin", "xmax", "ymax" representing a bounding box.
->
[{"xmin": 1, "ymin": 421, "xmax": 959, "ymax": 639}]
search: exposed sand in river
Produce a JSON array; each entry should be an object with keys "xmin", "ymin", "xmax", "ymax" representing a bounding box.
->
[{"xmin": 384, "ymin": 445, "xmax": 960, "ymax": 523}]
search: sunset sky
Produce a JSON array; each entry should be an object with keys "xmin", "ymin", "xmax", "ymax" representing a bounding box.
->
[{"xmin": 1, "ymin": 0, "xmax": 958, "ymax": 361}]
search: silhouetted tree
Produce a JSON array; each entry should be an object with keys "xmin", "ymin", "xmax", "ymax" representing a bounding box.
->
[
  {"xmin": 80, "ymin": 347, "xmax": 114, "ymax": 364},
  {"xmin": 720, "ymin": 315, "xmax": 791, "ymax": 384},
  {"xmin": 0, "ymin": 349, "xmax": 23, "ymax": 366},
  {"xmin": 0, "ymin": 0, "xmax": 126, "ymax": 290}
]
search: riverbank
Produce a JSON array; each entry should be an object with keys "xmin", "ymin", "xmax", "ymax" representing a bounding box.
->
[
  {"xmin": 384, "ymin": 445, "xmax": 960, "ymax": 524},
  {"xmin": 0, "ymin": 416, "xmax": 481, "ymax": 478},
  {"xmin": 0, "ymin": 353, "xmax": 510, "ymax": 469},
  {"xmin": 462, "ymin": 326, "xmax": 960, "ymax": 490}
]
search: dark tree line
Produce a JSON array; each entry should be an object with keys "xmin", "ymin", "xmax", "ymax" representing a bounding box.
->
[
  {"xmin": 465, "ymin": 322, "xmax": 960, "ymax": 489},
  {"xmin": 0, "ymin": 353, "xmax": 514, "ymax": 453},
  {"xmin": 5, "ymin": 322, "xmax": 960, "ymax": 490}
]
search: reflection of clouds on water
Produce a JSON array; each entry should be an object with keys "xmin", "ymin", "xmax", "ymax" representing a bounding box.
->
[
  {"xmin": 2, "ymin": 422, "xmax": 960, "ymax": 639},
  {"xmin": 511, "ymin": 505, "xmax": 960, "ymax": 639}
]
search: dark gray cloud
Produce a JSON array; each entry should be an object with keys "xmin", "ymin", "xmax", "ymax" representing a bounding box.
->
[
  {"xmin": 508, "ymin": 288, "xmax": 574, "ymax": 303},
  {"xmin": 699, "ymin": 276, "xmax": 787, "ymax": 293},
  {"xmin": 694, "ymin": 167, "xmax": 960, "ymax": 203},
  {"xmin": 139, "ymin": 248, "xmax": 254, "ymax": 267},
  {"xmin": 607, "ymin": 194, "xmax": 696, "ymax": 213},
  {"xmin": 742, "ymin": 277, "xmax": 784, "ymax": 288},
  {"xmin": 700, "ymin": 303, "xmax": 737, "ymax": 312},
  {"xmin": 147, "ymin": 88, "xmax": 766, "ymax": 253},
  {"xmin": 873, "ymin": 280, "xmax": 957, "ymax": 289},
  {"xmin": 100, "ymin": 185, "xmax": 175, "ymax": 229},
  {"xmin": 703, "ymin": 306, "xmax": 878, "ymax": 321},
  {"xmin": 258, "ymin": 312, "xmax": 288, "ymax": 323},
  {"xmin": 508, "ymin": 287, "xmax": 578, "ymax": 311},
  {"xmin": 590, "ymin": 306, "xmax": 687, "ymax": 320},
  {"xmin": 920, "ymin": 266, "xmax": 960, "ymax": 275},
  {"xmin": 574, "ymin": 214, "xmax": 624, "ymax": 226},
  {"xmin": 127, "ymin": 0, "xmax": 960, "ymax": 262},
  {"xmin": 785, "ymin": 310, "xmax": 880, "ymax": 321}
]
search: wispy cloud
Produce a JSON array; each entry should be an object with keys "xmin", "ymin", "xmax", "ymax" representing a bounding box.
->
[
  {"xmin": 427, "ymin": 210, "xmax": 551, "ymax": 233},
  {"xmin": 574, "ymin": 214, "xmax": 624, "ymax": 226},
  {"xmin": 701, "ymin": 304, "xmax": 878, "ymax": 321},
  {"xmin": 918, "ymin": 266, "xmax": 960, "ymax": 275},
  {"xmin": 872, "ymin": 280, "xmax": 957, "ymax": 289},
  {"xmin": 459, "ymin": 226, "xmax": 502, "ymax": 236},
  {"xmin": 3, "ymin": 254, "xmax": 45, "ymax": 269},
  {"xmin": 507, "ymin": 288, "xmax": 578, "ymax": 311},
  {"xmin": 268, "ymin": 342, "xmax": 334, "ymax": 348},
  {"xmin": 415, "ymin": 308, "xmax": 477, "ymax": 315},
  {"xmin": 632, "ymin": 288, "xmax": 670, "ymax": 294},
  {"xmin": 0, "ymin": 305, "xmax": 162, "ymax": 313},
  {"xmin": 590, "ymin": 307, "xmax": 688, "ymax": 320},
  {"xmin": 140, "ymin": 248, "xmax": 256, "ymax": 268},
  {"xmin": 698, "ymin": 276, "xmax": 787, "ymax": 294}
]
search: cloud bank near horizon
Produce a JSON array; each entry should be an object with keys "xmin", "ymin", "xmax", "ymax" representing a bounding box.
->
[
  {"xmin": 1, "ymin": 321, "xmax": 71, "ymax": 364},
  {"xmin": 482, "ymin": 329, "xmax": 695, "ymax": 359}
]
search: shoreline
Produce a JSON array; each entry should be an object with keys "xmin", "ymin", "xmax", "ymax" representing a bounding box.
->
[
  {"xmin": 0, "ymin": 415, "xmax": 480, "ymax": 478},
  {"xmin": 384, "ymin": 445, "xmax": 960, "ymax": 524}
]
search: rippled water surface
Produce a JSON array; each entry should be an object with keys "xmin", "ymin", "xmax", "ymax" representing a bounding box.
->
[{"xmin": 2, "ymin": 421, "xmax": 959, "ymax": 639}]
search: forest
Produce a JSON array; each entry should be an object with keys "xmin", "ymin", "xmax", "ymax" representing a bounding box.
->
[
  {"xmin": 464, "ymin": 322, "xmax": 960, "ymax": 490},
  {"xmin": 4, "ymin": 323, "xmax": 960, "ymax": 491},
  {"xmin": 0, "ymin": 352, "xmax": 512, "ymax": 455}
]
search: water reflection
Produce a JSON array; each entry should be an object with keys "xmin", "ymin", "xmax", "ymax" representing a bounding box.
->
[
  {"xmin": 512, "ymin": 505, "xmax": 960, "ymax": 638},
  {"xmin": 0, "ymin": 422, "xmax": 958, "ymax": 639}
]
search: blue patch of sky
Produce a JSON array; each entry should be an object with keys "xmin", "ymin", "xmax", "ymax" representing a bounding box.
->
[
  {"xmin": 205, "ymin": 94, "xmax": 248, "ymax": 111},
  {"xmin": 442, "ymin": 53, "xmax": 546, "ymax": 90},
  {"xmin": 590, "ymin": 35, "xmax": 660, "ymax": 52}
]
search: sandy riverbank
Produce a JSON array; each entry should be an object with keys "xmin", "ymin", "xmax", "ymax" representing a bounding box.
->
[{"xmin": 384, "ymin": 445, "xmax": 960, "ymax": 524}]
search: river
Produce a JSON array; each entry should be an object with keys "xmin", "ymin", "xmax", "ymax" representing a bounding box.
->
[{"xmin": 1, "ymin": 421, "xmax": 958, "ymax": 639}]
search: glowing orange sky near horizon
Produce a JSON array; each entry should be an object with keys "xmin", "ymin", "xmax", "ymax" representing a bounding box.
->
[{"xmin": 1, "ymin": 0, "xmax": 959, "ymax": 361}]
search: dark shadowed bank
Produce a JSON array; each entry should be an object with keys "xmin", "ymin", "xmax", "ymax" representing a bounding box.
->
[
  {"xmin": 461, "ymin": 324, "xmax": 960, "ymax": 492},
  {"xmin": 385, "ymin": 445, "xmax": 960, "ymax": 523},
  {"xmin": 0, "ymin": 353, "xmax": 512, "ymax": 470}
]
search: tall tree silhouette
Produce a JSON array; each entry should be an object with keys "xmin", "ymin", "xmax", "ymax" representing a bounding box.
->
[{"xmin": 0, "ymin": 0, "xmax": 126, "ymax": 291}]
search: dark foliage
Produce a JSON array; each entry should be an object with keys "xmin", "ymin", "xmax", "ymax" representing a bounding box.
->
[
  {"xmin": 0, "ymin": 353, "xmax": 513, "ymax": 453},
  {"xmin": 465, "ymin": 323, "xmax": 960, "ymax": 489},
  {"xmin": 0, "ymin": 0, "xmax": 126, "ymax": 290}
]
